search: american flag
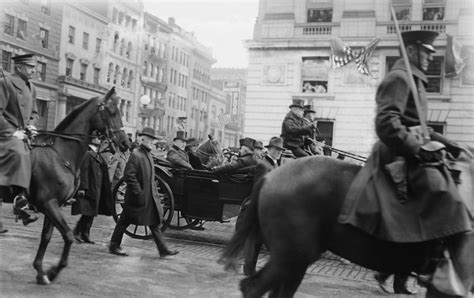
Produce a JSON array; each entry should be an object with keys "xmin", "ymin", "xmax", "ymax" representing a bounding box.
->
[{"xmin": 331, "ymin": 38, "xmax": 380, "ymax": 75}]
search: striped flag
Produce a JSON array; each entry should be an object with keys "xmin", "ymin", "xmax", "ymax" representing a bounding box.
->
[
  {"xmin": 217, "ymin": 113, "xmax": 231, "ymax": 128},
  {"xmin": 445, "ymin": 35, "xmax": 466, "ymax": 78},
  {"xmin": 331, "ymin": 38, "xmax": 380, "ymax": 76}
]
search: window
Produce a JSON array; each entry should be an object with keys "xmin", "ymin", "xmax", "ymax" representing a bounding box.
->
[
  {"xmin": 93, "ymin": 67, "xmax": 100, "ymax": 85},
  {"xmin": 126, "ymin": 101, "xmax": 131, "ymax": 122},
  {"xmin": 68, "ymin": 26, "xmax": 75, "ymax": 44},
  {"xmin": 120, "ymin": 39, "xmax": 125, "ymax": 56},
  {"xmin": 17, "ymin": 19, "xmax": 27, "ymax": 40},
  {"xmin": 41, "ymin": 0, "xmax": 51, "ymax": 15},
  {"xmin": 82, "ymin": 32, "xmax": 89, "ymax": 50},
  {"xmin": 314, "ymin": 120, "xmax": 334, "ymax": 155},
  {"xmin": 143, "ymin": 60, "xmax": 147, "ymax": 76},
  {"xmin": 4, "ymin": 14, "xmax": 14, "ymax": 36},
  {"xmin": 121, "ymin": 68, "xmax": 127, "ymax": 87},
  {"xmin": 428, "ymin": 122, "xmax": 445, "ymax": 134},
  {"xmin": 301, "ymin": 57, "xmax": 329, "ymax": 93},
  {"xmin": 423, "ymin": 0, "xmax": 445, "ymax": 21},
  {"xmin": 114, "ymin": 65, "xmax": 120, "ymax": 84},
  {"xmin": 391, "ymin": 0, "xmax": 411, "ymax": 21},
  {"xmin": 36, "ymin": 99, "xmax": 48, "ymax": 130},
  {"xmin": 127, "ymin": 70, "xmax": 133, "ymax": 88},
  {"xmin": 2, "ymin": 51, "xmax": 12, "ymax": 72},
  {"xmin": 40, "ymin": 28, "xmax": 48, "ymax": 48},
  {"xmin": 66, "ymin": 58, "xmax": 74, "ymax": 76},
  {"xmin": 37, "ymin": 62, "xmax": 46, "ymax": 81},
  {"xmin": 107, "ymin": 63, "xmax": 113, "ymax": 83},
  {"xmin": 80, "ymin": 63, "xmax": 87, "ymax": 80},
  {"xmin": 307, "ymin": 9, "xmax": 333, "ymax": 22},
  {"xmin": 425, "ymin": 56, "xmax": 443, "ymax": 93},
  {"xmin": 95, "ymin": 38, "xmax": 101, "ymax": 53},
  {"xmin": 126, "ymin": 42, "xmax": 132, "ymax": 59}
]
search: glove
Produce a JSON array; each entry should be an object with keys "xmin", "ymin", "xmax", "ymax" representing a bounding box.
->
[
  {"xmin": 26, "ymin": 124, "xmax": 38, "ymax": 136},
  {"xmin": 12, "ymin": 130, "xmax": 26, "ymax": 140},
  {"xmin": 417, "ymin": 147, "xmax": 445, "ymax": 163},
  {"xmin": 77, "ymin": 190, "xmax": 86, "ymax": 198}
]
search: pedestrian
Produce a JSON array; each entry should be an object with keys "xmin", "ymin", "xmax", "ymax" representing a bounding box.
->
[
  {"xmin": 0, "ymin": 53, "xmax": 40, "ymax": 226},
  {"xmin": 166, "ymin": 131, "xmax": 193, "ymax": 169},
  {"xmin": 72, "ymin": 134, "xmax": 114, "ymax": 244},
  {"xmin": 109, "ymin": 127, "xmax": 178, "ymax": 258},
  {"xmin": 280, "ymin": 98, "xmax": 317, "ymax": 158},
  {"xmin": 212, "ymin": 138, "xmax": 257, "ymax": 173}
]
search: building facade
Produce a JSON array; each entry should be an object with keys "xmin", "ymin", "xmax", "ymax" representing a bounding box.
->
[
  {"xmin": 208, "ymin": 86, "xmax": 227, "ymax": 145},
  {"xmin": 1, "ymin": 0, "xmax": 62, "ymax": 130},
  {"xmin": 244, "ymin": 0, "xmax": 474, "ymax": 156}
]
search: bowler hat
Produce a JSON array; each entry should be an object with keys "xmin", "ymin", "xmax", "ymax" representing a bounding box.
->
[
  {"xmin": 401, "ymin": 30, "xmax": 439, "ymax": 53},
  {"xmin": 254, "ymin": 141, "xmax": 263, "ymax": 150},
  {"xmin": 138, "ymin": 127, "xmax": 157, "ymax": 139},
  {"xmin": 264, "ymin": 137, "xmax": 285, "ymax": 150},
  {"xmin": 173, "ymin": 131, "xmax": 187, "ymax": 141},
  {"xmin": 12, "ymin": 54, "xmax": 37, "ymax": 66},
  {"xmin": 289, "ymin": 98, "xmax": 305, "ymax": 109},
  {"xmin": 239, "ymin": 137, "xmax": 256, "ymax": 150},
  {"xmin": 186, "ymin": 137, "xmax": 199, "ymax": 147},
  {"xmin": 303, "ymin": 103, "xmax": 316, "ymax": 114}
]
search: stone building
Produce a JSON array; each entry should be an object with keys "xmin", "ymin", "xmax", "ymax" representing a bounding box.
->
[
  {"xmin": 208, "ymin": 86, "xmax": 227, "ymax": 145},
  {"xmin": 244, "ymin": 0, "xmax": 474, "ymax": 156},
  {"xmin": 1, "ymin": 0, "xmax": 62, "ymax": 130}
]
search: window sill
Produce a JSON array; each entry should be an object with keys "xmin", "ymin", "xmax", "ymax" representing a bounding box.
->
[
  {"xmin": 427, "ymin": 95, "xmax": 451, "ymax": 102},
  {"xmin": 294, "ymin": 93, "xmax": 335, "ymax": 100}
]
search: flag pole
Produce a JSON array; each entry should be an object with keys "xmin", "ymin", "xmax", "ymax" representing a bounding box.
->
[{"xmin": 390, "ymin": 6, "xmax": 430, "ymax": 142}]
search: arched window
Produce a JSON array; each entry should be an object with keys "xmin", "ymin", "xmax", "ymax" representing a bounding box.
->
[
  {"xmin": 114, "ymin": 65, "xmax": 120, "ymax": 85},
  {"xmin": 113, "ymin": 32, "xmax": 119, "ymax": 52},
  {"xmin": 149, "ymin": 63, "xmax": 154, "ymax": 77},
  {"xmin": 156, "ymin": 66, "xmax": 160, "ymax": 81},
  {"xmin": 107, "ymin": 62, "xmax": 113, "ymax": 83},
  {"xmin": 122, "ymin": 68, "xmax": 127, "ymax": 87},
  {"xmin": 143, "ymin": 60, "xmax": 147, "ymax": 76},
  {"xmin": 127, "ymin": 42, "xmax": 132, "ymax": 59},
  {"xmin": 120, "ymin": 38, "xmax": 125, "ymax": 56},
  {"xmin": 127, "ymin": 70, "xmax": 133, "ymax": 88},
  {"xmin": 158, "ymin": 68, "xmax": 164, "ymax": 83}
]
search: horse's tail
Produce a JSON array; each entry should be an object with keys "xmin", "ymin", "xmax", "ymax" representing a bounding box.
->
[{"xmin": 219, "ymin": 176, "xmax": 265, "ymax": 271}]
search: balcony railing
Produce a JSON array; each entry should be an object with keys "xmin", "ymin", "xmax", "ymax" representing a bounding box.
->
[
  {"xmin": 58, "ymin": 75, "xmax": 108, "ymax": 92},
  {"xmin": 382, "ymin": 20, "xmax": 451, "ymax": 34}
]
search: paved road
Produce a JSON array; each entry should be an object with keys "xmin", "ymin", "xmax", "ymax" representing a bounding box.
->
[{"xmin": 0, "ymin": 207, "xmax": 423, "ymax": 297}]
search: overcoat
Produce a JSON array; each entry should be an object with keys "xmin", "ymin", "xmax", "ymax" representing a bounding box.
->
[
  {"xmin": 213, "ymin": 152, "xmax": 257, "ymax": 174},
  {"xmin": 338, "ymin": 59, "xmax": 472, "ymax": 242},
  {"xmin": 187, "ymin": 150, "xmax": 205, "ymax": 169},
  {"xmin": 71, "ymin": 149, "xmax": 114, "ymax": 217},
  {"xmin": 281, "ymin": 111, "xmax": 314, "ymax": 149},
  {"xmin": 167, "ymin": 145, "xmax": 193, "ymax": 169},
  {"xmin": 120, "ymin": 145, "xmax": 163, "ymax": 226},
  {"xmin": 0, "ymin": 71, "xmax": 38, "ymax": 190}
]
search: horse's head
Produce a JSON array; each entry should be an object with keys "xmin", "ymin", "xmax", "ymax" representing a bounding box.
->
[
  {"xmin": 197, "ymin": 135, "xmax": 223, "ymax": 165},
  {"xmin": 91, "ymin": 87, "xmax": 130, "ymax": 152}
]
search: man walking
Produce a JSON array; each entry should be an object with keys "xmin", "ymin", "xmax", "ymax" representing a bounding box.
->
[{"xmin": 109, "ymin": 127, "xmax": 178, "ymax": 258}]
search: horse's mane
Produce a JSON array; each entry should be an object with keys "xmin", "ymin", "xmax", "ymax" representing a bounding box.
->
[{"xmin": 54, "ymin": 97, "xmax": 98, "ymax": 132}]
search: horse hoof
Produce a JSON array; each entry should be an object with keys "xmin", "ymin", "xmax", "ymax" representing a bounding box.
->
[
  {"xmin": 46, "ymin": 267, "xmax": 60, "ymax": 281},
  {"xmin": 36, "ymin": 275, "xmax": 50, "ymax": 285}
]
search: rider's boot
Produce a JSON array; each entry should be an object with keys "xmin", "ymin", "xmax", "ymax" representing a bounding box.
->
[{"xmin": 13, "ymin": 194, "xmax": 38, "ymax": 226}]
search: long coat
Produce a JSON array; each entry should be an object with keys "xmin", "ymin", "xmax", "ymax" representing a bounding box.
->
[
  {"xmin": 71, "ymin": 149, "xmax": 114, "ymax": 217},
  {"xmin": 281, "ymin": 111, "xmax": 314, "ymax": 148},
  {"xmin": 167, "ymin": 145, "xmax": 193, "ymax": 169},
  {"xmin": 0, "ymin": 71, "xmax": 38, "ymax": 190},
  {"xmin": 120, "ymin": 145, "xmax": 163, "ymax": 226},
  {"xmin": 339, "ymin": 59, "xmax": 472, "ymax": 243},
  {"xmin": 213, "ymin": 153, "xmax": 257, "ymax": 174}
]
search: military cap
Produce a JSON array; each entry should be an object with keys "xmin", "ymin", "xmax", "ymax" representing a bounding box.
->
[
  {"xmin": 12, "ymin": 54, "xmax": 37, "ymax": 66},
  {"xmin": 239, "ymin": 137, "xmax": 256, "ymax": 150},
  {"xmin": 138, "ymin": 127, "xmax": 157, "ymax": 139},
  {"xmin": 401, "ymin": 30, "xmax": 439, "ymax": 53},
  {"xmin": 289, "ymin": 98, "xmax": 305, "ymax": 109}
]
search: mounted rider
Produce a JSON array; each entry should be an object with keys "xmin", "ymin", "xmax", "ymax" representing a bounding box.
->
[
  {"xmin": 0, "ymin": 54, "xmax": 39, "ymax": 226},
  {"xmin": 339, "ymin": 30, "xmax": 472, "ymax": 293},
  {"xmin": 281, "ymin": 98, "xmax": 317, "ymax": 158}
]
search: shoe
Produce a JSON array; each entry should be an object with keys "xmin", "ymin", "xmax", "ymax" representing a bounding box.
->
[
  {"xmin": 160, "ymin": 250, "xmax": 179, "ymax": 258},
  {"xmin": 81, "ymin": 235, "xmax": 95, "ymax": 244},
  {"xmin": 374, "ymin": 272, "xmax": 392, "ymax": 294},
  {"xmin": 13, "ymin": 195, "xmax": 28, "ymax": 215},
  {"xmin": 73, "ymin": 229, "xmax": 83, "ymax": 243},
  {"xmin": 22, "ymin": 215, "xmax": 38, "ymax": 226},
  {"xmin": 393, "ymin": 274, "xmax": 417, "ymax": 295},
  {"xmin": 109, "ymin": 245, "xmax": 128, "ymax": 256}
]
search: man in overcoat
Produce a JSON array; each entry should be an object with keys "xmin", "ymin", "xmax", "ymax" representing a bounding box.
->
[
  {"xmin": 338, "ymin": 31, "xmax": 472, "ymax": 292},
  {"xmin": 0, "ymin": 54, "xmax": 39, "ymax": 226},
  {"xmin": 281, "ymin": 98, "xmax": 317, "ymax": 158},
  {"xmin": 212, "ymin": 137, "xmax": 257, "ymax": 173},
  {"xmin": 185, "ymin": 137, "xmax": 205, "ymax": 169},
  {"xmin": 109, "ymin": 127, "xmax": 178, "ymax": 257},
  {"xmin": 72, "ymin": 135, "xmax": 113, "ymax": 244},
  {"xmin": 167, "ymin": 131, "xmax": 193, "ymax": 169},
  {"xmin": 302, "ymin": 103, "xmax": 323, "ymax": 156}
]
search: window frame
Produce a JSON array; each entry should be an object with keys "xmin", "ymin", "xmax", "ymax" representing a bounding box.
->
[
  {"xmin": 37, "ymin": 61, "xmax": 46, "ymax": 81},
  {"xmin": 2, "ymin": 51, "xmax": 12, "ymax": 71},
  {"xmin": 40, "ymin": 28, "xmax": 49, "ymax": 49},
  {"xmin": 4, "ymin": 14, "xmax": 15, "ymax": 36},
  {"xmin": 79, "ymin": 63, "xmax": 87, "ymax": 81},
  {"xmin": 422, "ymin": 0, "xmax": 445, "ymax": 21},
  {"xmin": 17, "ymin": 18, "xmax": 27, "ymax": 40},
  {"xmin": 95, "ymin": 38, "xmax": 101, "ymax": 54},
  {"xmin": 66, "ymin": 58, "xmax": 74, "ymax": 77},
  {"xmin": 68, "ymin": 26, "xmax": 75, "ymax": 44},
  {"xmin": 82, "ymin": 32, "xmax": 89, "ymax": 50},
  {"xmin": 390, "ymin": 0, "xmax": 412, "ymax": 21},
  {"xmin": 93, "ymin": 67, "xmax": 100, "ymax": 85}
]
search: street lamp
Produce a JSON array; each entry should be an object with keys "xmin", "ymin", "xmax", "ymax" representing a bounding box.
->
[{"xmin": 139, "ymin": 94, "xmax": 151, "ymax": 109}]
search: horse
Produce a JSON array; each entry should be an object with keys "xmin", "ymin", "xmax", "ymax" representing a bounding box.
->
[
  {"xmin": 28, "ymin": 87, "xmax": 129, "ymax": 285},
  {"xmin": 221, "ymin": 154, "xmax": 474, "ymax": 297},
  {"xmin": 196, "ymin": 135, "xmax": 222, "ymax": 167}
]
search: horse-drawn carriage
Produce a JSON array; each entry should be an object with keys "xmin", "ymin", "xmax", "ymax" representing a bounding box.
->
[{"xmin": 112, "ymin": 155, "xmax": 255, "ymax": 239}]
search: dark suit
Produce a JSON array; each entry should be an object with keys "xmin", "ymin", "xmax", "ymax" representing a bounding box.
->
[
  {"xmin": 167, "ymin": 145, "xmax": 193, "ymax": 169},
  {"xmin": 281, "ymin": 111, "xmax": 314, "ymax": 158},
  {"xmin": 213, "ymin": 153, "xmax": 257, "ymax": 174}
]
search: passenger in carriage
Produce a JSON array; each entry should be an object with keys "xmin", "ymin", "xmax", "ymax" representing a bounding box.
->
[
  {"xmin": 166, "ymin": 131, "xmax": 193, "ymax": 170},
  {"xmin": 253, "ymin": 141, "xmax": 264, "ymax": 160},
  {"xmin": 302, "ymin": 103, "xmax": 323, "ymax": 156},
  {"xmin": 185, "ymin": 137, "xmax": 205, "ymax": 170},
  {"xmin": 212, "ymin": 137, "xmax": 257, "ymax": 174},
  {"xmin": 222, "ymin": 148, "xmax": 231, "ymax": 164}
]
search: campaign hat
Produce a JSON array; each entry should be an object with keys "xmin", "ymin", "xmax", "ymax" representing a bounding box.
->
[
  {"xmin": 173, "ymin": 130, "xmax": 187, "ymax": 141},
  {"xmin": 401, "ymin": 30, "xmax": 439, "ymax": 53},
  {"xmin": 289, "ymin": 98, "xmax": 305, "ymax": 109},
  {"xmin": 138, "ymin": 127, "xmax": 157, "ymax": 139},
  {"xmin": 239, "ymin": 137, "xmax": 256, "ymax": 150},
  {"xmin": 12, "ymin": 54, "xmax": 37, "ymax": 66},
  {"xmin": 264, "ymin": 137, "xmax": 285, "ymax": 150}
]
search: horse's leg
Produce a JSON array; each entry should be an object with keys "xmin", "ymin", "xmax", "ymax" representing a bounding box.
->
[
  {"xmin": 41, "ymin": 199, "xmax": 74, "ymax": 283},
  {"xmin": 271, "ymin": 262, "xmax": 308, "ymax": 298},
  {"xmin": 33, "ymin": 217, "xmax": 54, "ymax": 285},
  {"xmin": 241, "ymin": 257, "xmax": 288, "ymax": 298}
]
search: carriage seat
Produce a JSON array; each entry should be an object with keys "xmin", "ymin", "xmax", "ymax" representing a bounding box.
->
[
  {"xmin": 221, "ymin": 165, "xmax": 256, "ymax": 183},
  {"xmin": 153, "ymin": 155, "xmax": 174, "ymax": 168}
]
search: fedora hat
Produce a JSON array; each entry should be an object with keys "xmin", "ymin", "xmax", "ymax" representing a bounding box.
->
[
  {"xmin": 239, "ymin": 137, "xmax": 256, "ymax": 150},
  {"xmin": 254, "ymin": 141, "xmax": 263, "ymax": 150},
  {"xmin": 402, "ymin": 30, "xmax": 439, "ymax": 53},
  {"xmin": 173, "ymin": 130, "xmax": 187, "ymax": 141},
  {"xmin": 12, "ymin": 53, "xmax": 37, "ymax": 66},
  {"xmin": 289, "ymin": 98, "xmax": 305, "ymax": 109},
  {"xmin": 303, "ymin": 103, "xmax": 316, "ymax": 114},
  {"xmin": 264, "ymin": 137, "xmax": 285, "ymax": 150},
  {"xmin": 186, "ymin": 137, "xmax": 199, "ymax": 146},
  {"xmin": 138, "ymin": 127, "xmax": 157, "ymax": 139}
]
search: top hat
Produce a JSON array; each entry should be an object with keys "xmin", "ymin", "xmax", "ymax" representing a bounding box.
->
[
  {"xmin": 303, "ymin": 103, "xmax": 316, "ymax": 114},
  {"xmin": 289, "ymin": 98, "xmax": 305, "ymax": 109},
  {"xmin": 138, "ymin": 127, "xmax": 157, "ymax": 139},
  {"xmin": 264, "ymin": 137, "xmax": 285, "ymax": 150},
  {"xmin": 401, "ymin": 30, "xmax": 439, "ymax": 53},
  {"xmin": 173, "ymin": 130, "xmax": 187, "ymax": 141},
  {"xmin": 186, "ymin": 137, "xmax": 199, "ymax": 147},
  {"xmin": 239, "ymin": 137, "xmax": 256, "ymax": 150},
  {"xmin": 12, "ymin": 54, "xmax": 37, "ymax": 66},
  {"xmin": 254, "ymin": 141, "xmax": 263, "ymax": 150}
]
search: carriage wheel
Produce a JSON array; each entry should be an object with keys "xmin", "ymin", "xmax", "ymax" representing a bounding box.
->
[
  {"xmin": 168, "ymin": 210, "xmax": 202, "ymax": 230},
  {"xmin": 112, "ymin": 176, "xmax": 175, "ymax": 240}
]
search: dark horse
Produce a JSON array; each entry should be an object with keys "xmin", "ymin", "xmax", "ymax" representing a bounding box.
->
[
  {"xmin": 196, "ymin": 135, "xmax": 222, "ymax": 167},
  {"xmin": 28, "ymin": 87, "xmax": 129, "ymax": 285},
  {"xmin": 221, "ymin": 155, "xmax": 474, "ymax": 297}
]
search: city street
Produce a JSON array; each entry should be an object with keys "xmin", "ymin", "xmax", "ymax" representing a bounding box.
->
[{"xmin": 0, "ymin": 208, "xmax": 423, "ymax": 297}]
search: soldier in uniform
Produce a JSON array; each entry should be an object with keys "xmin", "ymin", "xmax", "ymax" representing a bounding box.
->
[
  {"xmin": 166, "ymin": 131, "xmax": 193, "ymax": 170},
  {"xmin": 339, "ymin": 31, "xmax": 472, "ymax": 292},
  {"xmin": 212, "ymin": 137, "xmax": 257, "ymax": 173},
  {"xmin": 281, "ymin": 98, "xmax": 317, "ymax": 158},
  {"xmin": 0, "ymin": 54, "xmax": 39, "ymax": 226}
]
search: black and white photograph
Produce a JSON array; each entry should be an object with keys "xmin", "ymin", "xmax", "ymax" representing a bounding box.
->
[{"xmin": 1, "ymin": 0, "xmax": 473, "ymax": 297}]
